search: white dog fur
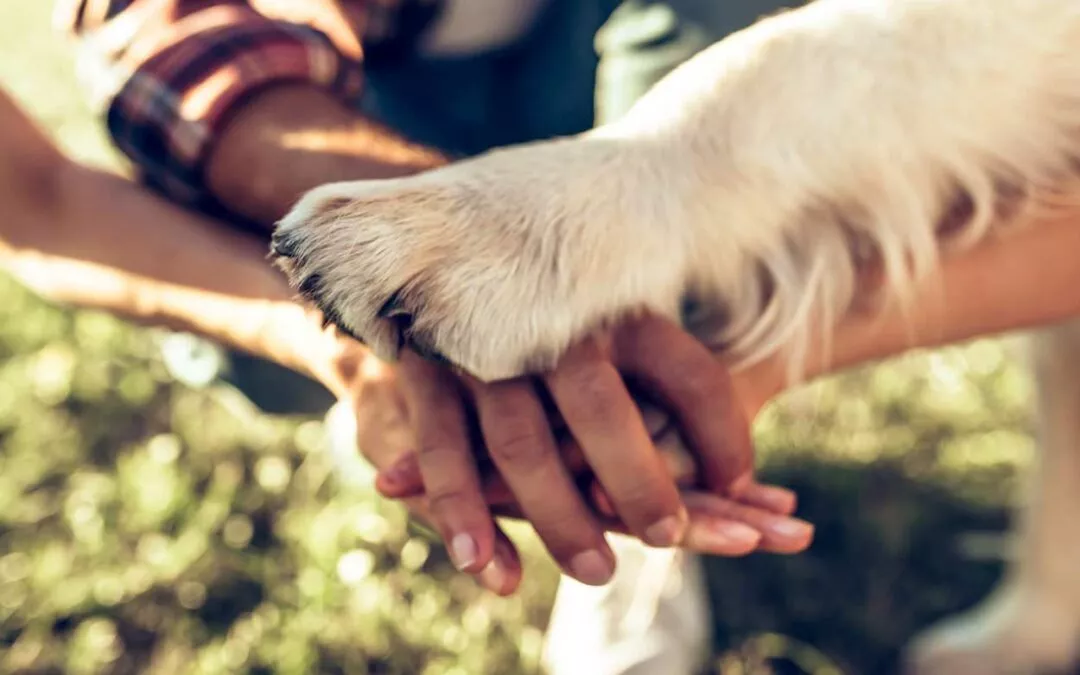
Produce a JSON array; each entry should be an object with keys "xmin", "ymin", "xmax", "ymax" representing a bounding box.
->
[{"xmin": 274, "ymin": 1, "xmax": 1080, "ymax": 673}]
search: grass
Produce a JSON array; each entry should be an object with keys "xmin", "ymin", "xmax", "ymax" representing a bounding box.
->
[{"xmin": 0, "ymin": 3, "xmax": 1036, "ymax": 673}]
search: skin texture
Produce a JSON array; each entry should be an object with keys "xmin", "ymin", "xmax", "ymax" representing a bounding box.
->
[{"xmin": 206, "ymin": 86, "xmax": 447, "ymax": 227}]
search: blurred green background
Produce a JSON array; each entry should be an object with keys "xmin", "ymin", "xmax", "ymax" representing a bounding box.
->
[{"xmin": 0, "ymin": 3, "xmax": 1037, "ymax": 674}]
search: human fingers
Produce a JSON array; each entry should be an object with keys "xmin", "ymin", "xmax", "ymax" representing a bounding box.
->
[
  {"xmin": 613, "ymin": 313, "xmax": 754, "ymax": 494},
  {"xmin": 544, "ymin": 338, "xmax": 687, "ymax": 548},
  {"xmin": 396, "ymin": 349, "xmax": 496, "ymax": 574},
  {"xmin": 466, "ymin": 376, "xmax": 616, "ymax": 586}
]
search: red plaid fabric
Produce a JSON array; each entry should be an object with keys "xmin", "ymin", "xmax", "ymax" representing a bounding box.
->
[{"xmin": 57, "ymin": 1, "xmax": 408, "ymax": 206}]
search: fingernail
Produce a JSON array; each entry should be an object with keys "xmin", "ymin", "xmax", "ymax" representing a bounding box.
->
[
  {"xmin": 769, "ymin": 518, "xmax": 814, "ymax": 539},
  {"xmin": 384, "ymin": 455, "xmax": 416, "ymax": 481},
  {"xmin": 480, "ymin": 539, "xmax": 515, "ymax": 595},
  {"xmin": 760, "ymin": 487, "xmax": 797, "ymax": 514},
  {"xmin": 644, "ymin": 512, "xmax": 687, "ymax": 547},
  {"xmin": 728, "ymin": 471, "xmax": 754, "ymax": 498},
  {"xmin": 569, "ymin": 550, "xmax": 613, "ymax": 586},
  {"xmin": 479, "ymin": 559, "xmax": 508, "ymax": 594},
  {"xmin": 376, "ymin": 470, "xmax": 401, "ymax": 490},
  {"xmin": 591, "ymin": 484, "xmax": 617, "ymax": 518},
  {"xmin": 710, "ymin": 522, "xmax": 761, "ymax": 545},
  {"xmin": 375, "ymin": 459, "xmax": 422, "ymax": 498},
  {"xmin": 450, "ymin": 533, "xmax": 479, "ymax": 571}
]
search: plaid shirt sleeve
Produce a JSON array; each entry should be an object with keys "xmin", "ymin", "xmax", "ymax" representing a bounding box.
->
[{"xmin": 57, "ymin": 1, "xmax": 366, "ymax": 207}]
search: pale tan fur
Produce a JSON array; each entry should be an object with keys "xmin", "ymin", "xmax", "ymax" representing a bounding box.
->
[{"xmin": 274, "ymin": 1, "xmax": 1080, "ymax": 672}]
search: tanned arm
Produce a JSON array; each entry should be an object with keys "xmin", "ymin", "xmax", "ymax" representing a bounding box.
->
[
  {"xmin": 0, "ymin": 89, "xmax": 344, "ymax": 390},
  {"xmin": 740, "ymin": 210, "xmax": 1080, "ymax": 414},
  {"xmin": 205, "ymin": 85, "xmax": 447, "ymax": 225}
]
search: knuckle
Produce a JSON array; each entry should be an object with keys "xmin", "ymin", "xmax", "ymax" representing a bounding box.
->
[
  {"xmin": 426, "ymin": 486, "xmax": 481, "ymax": 516},
  {"xmin": 615, "ymin": 479, "xmax": 677, "ymax": 522},
  {"xmin": 414, "ymin": 437, "xmax": 460, "ymax": 464},
  {"xmin": 488, "ymin": 422, "xmax": 550, "ymax": 467},
  {"xmin": 535, "ymin": 513, "xmax": 601, "ymax": 557},
  {"xmin": 412, "ymin": 411, "xmax": 469, "ymax": 463},
  {"xmin": 480, "ymin": 381, "xmax": 533, "ymax": 418},
  {"xmin": 671, "ymin": 358, "xmax": 725, "ymax": 403},
  {"xmin": 562, "ymin": 362, "xmax": 624, "ymax": 418},
  {"xmin": 414, "ymin": 438, "xmax": 443, "ymax": 460},
  {"xmin": 543, "ymin": 535, "xmax": 595, "ymax": 566}
]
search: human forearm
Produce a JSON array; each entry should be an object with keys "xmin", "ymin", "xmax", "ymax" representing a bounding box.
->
[
  {"xmin": 62, "ymin": 0, "xmax": 447, "ymax": 227},
  {"xmin": 2, "ymin": 158, "xmax": 340, "ymax": 389},
  {"xmin": 0, "ymin": 88, "xmax": 283, "ymax": 302},
  {"xmin": 822, "ymin": 218, "xmax": 1080, "ymax": 373},
  {"xmin": 206, "ymin": 85, "xmax": 448, "ymax": 225},
  {"xmin": 741, "ymin": 211, "xmax": 1080, "ymax": 410}
]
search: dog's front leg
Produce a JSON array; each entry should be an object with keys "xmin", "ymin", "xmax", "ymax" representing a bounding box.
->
[
  {"xmin": 273, "ymin": 0, "xmax": 1080, "ymax": 383},
  {"xmin": 908, "ymin": 322, "xmax": 1080, "ymax": 675}
]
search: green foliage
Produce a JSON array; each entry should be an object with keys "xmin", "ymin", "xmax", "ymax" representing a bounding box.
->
[{"xmin": 0, "ymin": 276, "xmax": 556, "ymax": 674}]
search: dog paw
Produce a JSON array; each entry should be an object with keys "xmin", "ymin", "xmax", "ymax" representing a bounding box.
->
[
  {"xmin": 272, "ymin": 138, "xmax": 694, "ymax": 381},
  {"xmin": 273, "ymin": 0, "xmax": 1080, "ymax": 383},
  {"xmin": 905, "ymin": 583, "xmax": 1080, "ymax": 675}
]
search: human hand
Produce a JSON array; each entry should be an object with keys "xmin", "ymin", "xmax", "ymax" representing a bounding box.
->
[
  {"xmin": 306, "ymin": 323, "xmax": 529, "ymax": 595},
  {"xmin": 371, "ymin": 314, "xmax": 813, "ymax": 593}
]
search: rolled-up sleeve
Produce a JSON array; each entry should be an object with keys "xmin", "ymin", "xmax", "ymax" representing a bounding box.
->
[{"xmin": 59, "ymin": 1, "xmax": 365, "ymax": 206}]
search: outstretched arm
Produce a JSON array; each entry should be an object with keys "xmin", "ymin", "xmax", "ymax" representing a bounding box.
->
[
  {"xmin": 0, "ymin": 88, "xmax": 339, "ymax": 386},
  {"xmin": 741, "ymin": 209, "xmax": 1080, "ymax": 414}
]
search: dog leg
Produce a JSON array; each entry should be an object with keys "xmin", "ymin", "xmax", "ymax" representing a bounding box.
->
[
  {"xmin": 274, "ymin": 0, "xmax": 1080, "ymax": 384},
  {"xmin": 908, "ymin": 321, "xmax": 1080, "ymax": 675}
]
